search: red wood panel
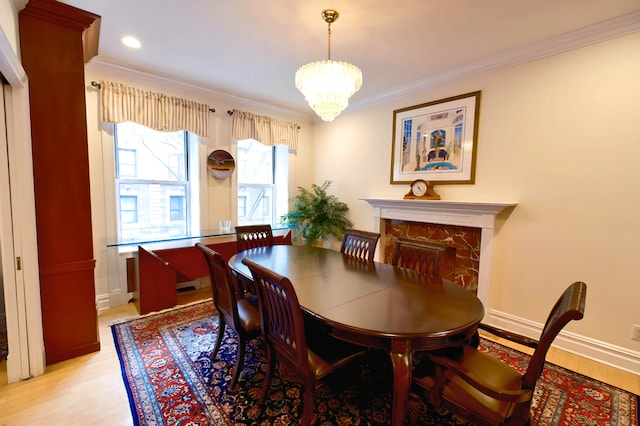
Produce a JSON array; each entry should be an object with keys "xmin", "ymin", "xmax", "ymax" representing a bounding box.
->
[
  {"xmin": 276, "ymin": 233, "xmax": 293, "ymax": 246},
  {"xmin": 39, "ymin": 261, "xmax": 100, "ymax": 365},
  {"xmin": 138, "ymin": 246, "xmax": 178, "ymax": 315},
  {"xmin": 154, "ymin": 246, "xmax": 211, "ymax": 281}
]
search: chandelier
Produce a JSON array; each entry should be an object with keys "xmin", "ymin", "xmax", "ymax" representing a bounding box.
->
[{"xmin": 295, "ymin": 9, "xmax": 362, "ymax": 122}]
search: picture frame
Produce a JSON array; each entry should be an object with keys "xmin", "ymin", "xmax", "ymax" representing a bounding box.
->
[{"xmin": 390, "ymin": 91, "xmax": 481, "ymax": 184}]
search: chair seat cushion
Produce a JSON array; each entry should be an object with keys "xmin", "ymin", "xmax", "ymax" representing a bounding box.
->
[
  {"xmin": 416, "ymin": 345, "xmax": 524, "ymax": 424},
  {"xmin": 237, "ymin": 296, "xmax": 261, "ymax": 332},
  {"xmin": 306, "ymin": 332, "xmax": 366, "ymax": 380}
]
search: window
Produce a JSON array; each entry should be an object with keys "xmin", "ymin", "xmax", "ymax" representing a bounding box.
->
[
  {"xmin": 115, "ymin": 122, "xmax": 190, "ymax": 242},
  {"xmin": 118, "ymin": 148, "xmax": 137, "ymax": 177},
  {"xmin": 169, "ymin": 195, "xmax": 185, "ymax": 221},
  {"xmin": 120, "ymin": 195, "xmax": 138, "ymax": 224},
  {"xmin": 238, "ymin": 195, "xmax": 247, "ymax": 218},
  {"xmin": 237, "ymin": 139, "xmax": 288, "ymax": 227}
]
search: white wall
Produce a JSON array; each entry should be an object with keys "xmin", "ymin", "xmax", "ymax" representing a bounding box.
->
[
  {"xmin": 83, "ymin": 62, "xmax": 315, "ymax": 309},
  {"xmin": 311, "ymin": 33, "xmax": 640, "ymax": 369},
  {"xmin": 0, "ymin": 1, "xmax": 20, "ymax": 56}
]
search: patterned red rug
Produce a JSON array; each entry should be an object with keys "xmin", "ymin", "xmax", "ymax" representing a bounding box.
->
[{"xmin": 111, "ymin": 300, "xmax": 639, "ymax": 425}]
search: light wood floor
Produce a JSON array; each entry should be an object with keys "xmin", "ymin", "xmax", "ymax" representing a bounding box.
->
[{"xmin": 0, "ymin": 288, "xmax": 638, "ymax": 425}]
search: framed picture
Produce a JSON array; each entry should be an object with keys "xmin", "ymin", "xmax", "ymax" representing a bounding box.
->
[{"xmin": 390, "ymin": 91, "xmax": 481, "ymax": 184}]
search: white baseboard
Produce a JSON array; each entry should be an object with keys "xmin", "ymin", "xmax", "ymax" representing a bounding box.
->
[
  {"xmin": 96, "ymin": 293, "xmax": 111, "ymax": 314},
  {"xmin": 486, "ymin": 309, "xmax": 640, "ymax": 375}
]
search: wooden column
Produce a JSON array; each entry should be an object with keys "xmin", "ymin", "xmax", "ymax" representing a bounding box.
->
[{"xmin": 19, "ymin": 0, "xmax": 101, "ymax": 365}]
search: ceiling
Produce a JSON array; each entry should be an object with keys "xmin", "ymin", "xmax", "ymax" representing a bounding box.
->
[{"xmin": 53, "ymin": 0, "xmax": 640, "ymax": 119}]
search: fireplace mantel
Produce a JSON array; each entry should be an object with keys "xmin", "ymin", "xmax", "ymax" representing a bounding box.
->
[{"xmin": 361, "ymin": 198, "xmax": 517, "ymax": 309}]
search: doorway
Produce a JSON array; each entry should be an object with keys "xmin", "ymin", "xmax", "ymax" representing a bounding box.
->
[
  {"xmin": 0, "ymin": 20, "xmax": 46, "ymax": 382},
  {"xmin": 0, "ymin": 64, "xmax": 45, "ymax": 382},
  {"xmin": 0, "ymin": 78, "xmax": 10, "ymax": 383}
]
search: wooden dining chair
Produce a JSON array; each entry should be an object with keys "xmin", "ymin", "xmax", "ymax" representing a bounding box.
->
[
  {"xmin": 195, "ymin": 243, "xmax": 262, "ymax": 390},
  {"xmin": 235, "ymin": 224, "xmax": 274, "ymax": 251},
  {"xmin": 411, "ymin": 281, "xmax": 587, "ymax": 426},
  {"xmin": 340, "ymin": 228, "xmax": 381, "ymax": 262},
  {"xmin": 234, "ymin": 224, "xmax": 275, "ymax": 294},
  {"xmin": 241, "ymin": 257, "xmax": 367, "ymax": 425},
  {"xmin": 391, "ymin": 237, "xmax": 448, "ymax": 276}
]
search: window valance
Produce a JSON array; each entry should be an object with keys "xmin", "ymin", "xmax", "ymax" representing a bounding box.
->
[
  {"xmin": 98, "ymin": 80, "xmax": 212, "ymax": 138},
  {"xmin": 230, "ymin": 109, "xmax": 299, "ymax": 152}
]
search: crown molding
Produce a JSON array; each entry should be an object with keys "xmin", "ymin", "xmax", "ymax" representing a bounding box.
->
[{"xmin": 351, "ymin": 10, "xmax": 640, "ymax": 111}]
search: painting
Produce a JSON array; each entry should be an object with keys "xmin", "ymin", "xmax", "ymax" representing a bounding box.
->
[
  {"xmin": 207, "ymin": 150, "xmax": 235, "ymax": 179},
  {"xmin": 390, "ymin": 91, "xmax": 481, "ymax": 184}
]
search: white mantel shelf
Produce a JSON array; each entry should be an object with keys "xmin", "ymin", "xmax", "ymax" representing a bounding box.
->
[
  {"xmin": 360, "ymin": 198, "xmax": 516, "ymax": 229},
  {"xmin": 361, "ymin": 198, "xmax": 518, "ymax": 310}
]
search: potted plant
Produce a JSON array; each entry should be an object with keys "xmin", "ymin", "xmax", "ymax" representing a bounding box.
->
[{"xmin": 280, "ymin": 180, "xmax": 353, "ymax": 247}]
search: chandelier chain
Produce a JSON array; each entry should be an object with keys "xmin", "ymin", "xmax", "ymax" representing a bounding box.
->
[{"xmin": 327, "ymin": 22, "xmax": 331, "ymax": 60}]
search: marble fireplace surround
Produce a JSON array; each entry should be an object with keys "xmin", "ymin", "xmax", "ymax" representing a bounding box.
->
[{"xmin": 361, "ymin": 198, "xmax": 517, "ymax": 309}]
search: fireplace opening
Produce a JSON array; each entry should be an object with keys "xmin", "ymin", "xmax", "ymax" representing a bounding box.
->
[{"xmin": 382, "ymin": 219, "xmax": 481, "ymax": 293}]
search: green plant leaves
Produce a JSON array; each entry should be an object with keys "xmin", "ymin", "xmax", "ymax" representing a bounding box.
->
[{"xmin": 280, "ymin": 181, "xmax": 352, "ymax": 246}]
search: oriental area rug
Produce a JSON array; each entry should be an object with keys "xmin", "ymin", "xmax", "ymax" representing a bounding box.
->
[{"xmin": 112, "ymin": 300, "xmax": 639, "ymax": 425}]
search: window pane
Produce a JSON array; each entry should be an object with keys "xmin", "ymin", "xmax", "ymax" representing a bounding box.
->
[
  {"xmin": 170, "ymin": 195, "xmax": 185, "ymax": 221},
  {"xmin": 238, "ymin": 185, "xmax": 273, "ymax": 225},
  {"xmin": 237, "ymin": 139, "xmax": 275, "ymax": 226},
  {"xmin": 118, "ymin": 149, "xmax": 137, "ymax": 177},
  {"xmin": 238, "ymin": 196, "xmax": 247, "ymax": 217},
  {"xmin": 116, "ymin": 122, "xmax": 186, "ymax": 181},
  {"xmin": 120, "ymin": 195, "xmax": 138, "ymax": 223},
  {"xmin": 119, "ymin": 183, "xmax": 188, "ymax": 242},
  {"xmin": 237, "ymin": 139, "xmax": 273, "ymax": 184}
]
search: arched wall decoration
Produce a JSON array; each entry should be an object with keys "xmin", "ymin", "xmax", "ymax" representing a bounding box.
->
[{"xmin": 207, "ymin": 150, "xmax": 235, "ymax": 179}]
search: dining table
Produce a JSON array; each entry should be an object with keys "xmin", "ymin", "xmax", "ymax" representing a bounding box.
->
[{"xmin": 228, "ymin": 244, "xmax": 484, "ymax": 426}]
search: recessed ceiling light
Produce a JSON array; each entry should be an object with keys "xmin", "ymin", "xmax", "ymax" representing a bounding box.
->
[{"xmin": 121, "ymin": 36, "xmax": 141, "ymax": 49}]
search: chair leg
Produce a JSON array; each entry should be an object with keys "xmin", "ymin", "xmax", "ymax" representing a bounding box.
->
[
  {"xmin": 429, "ymin": 365, "xmax": 446, "ymax": 408},
  {"xmin": 300, "ymin": 382, "xmax": 315, "ymax": 425},
  {"xmin": 230, "ymin": 335, "xmax": 247, "ymax": 390},
  {"xmin": 467, "ymin": 330, "xmax": 480, "ymax": 348},
  {"xmin": 212, "ymin": 318, "xmax": 225, "ymax": 361},
  {"xmin": 259, "ymin": 344, "xmax": 275, "ymax": 404}
]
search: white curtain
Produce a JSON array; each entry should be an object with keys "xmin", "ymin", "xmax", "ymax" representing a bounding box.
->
[
  {"xmin": 99, "ymin": 81, "xmax": 211, "ymax": 138},
  {"xmin": 230, "ymin": 109, "xmax": 299, "ymax": 152}
]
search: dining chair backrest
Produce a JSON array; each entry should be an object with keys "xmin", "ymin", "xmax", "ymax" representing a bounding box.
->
[
  {"xmin": 197, "ymin": 243, "xmax": 242, "ymax": 326},
  {"xmin": 520, "ymin": 281, "xmax": 587, "ymax": 390},
  {"xmin": 391, "ymin": 237, "xmax": 448, "ymax": 276},
  {"xmin": 340, "ymin": 228, "xmax": 381, "ymax": 262},
  {"xmin": 242, "ymin": 257, "xmax": 310, "ymax": 375},
  {"xmin": 235, "ymin": 224, "xmax": 274, "ymax": 251}
]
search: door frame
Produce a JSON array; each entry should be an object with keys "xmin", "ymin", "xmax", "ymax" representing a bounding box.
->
[{"xmin": 0, "ymin": 21, "xmax": 45, "ymax": 382}]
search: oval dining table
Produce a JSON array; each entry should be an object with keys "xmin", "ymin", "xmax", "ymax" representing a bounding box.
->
[{"xmin": 228, "ymin": 244, "xmax": 484, "ymax": 426}]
